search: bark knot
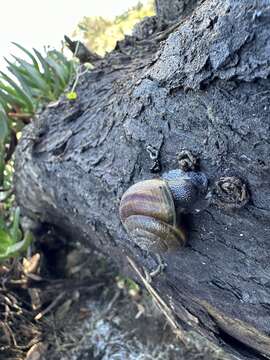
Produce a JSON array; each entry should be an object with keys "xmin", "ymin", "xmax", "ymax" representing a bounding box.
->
[{"xmin": 213, "ymin": 176, "xmax": 250, "ymax": 210}]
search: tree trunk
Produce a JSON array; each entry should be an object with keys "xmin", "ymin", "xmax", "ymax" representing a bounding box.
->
[
  {"xmin": 155, "ymin": 0, "xmax": 201, "ymax": 23},
  {"xmin": 14, "ymin": 0, "xmax": 270, "ymax": 359}
]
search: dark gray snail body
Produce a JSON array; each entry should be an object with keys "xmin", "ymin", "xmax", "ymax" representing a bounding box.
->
[{"xmin": 119, "ymin": 169, "xmax": 208, "ymax": 253}]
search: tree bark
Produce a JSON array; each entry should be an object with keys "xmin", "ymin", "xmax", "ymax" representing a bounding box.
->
[
  {"xmin": 155, "ymin": 0, "xmax": 201, "ymax": 23},
  {"xmin": 14, "ymin": 0, "xmax": 270, "ymax": 359}
]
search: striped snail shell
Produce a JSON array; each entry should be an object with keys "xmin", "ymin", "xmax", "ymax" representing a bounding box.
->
[{"xmin": 119, "ymin": 169, "xmax": 208, "ymax": 253}]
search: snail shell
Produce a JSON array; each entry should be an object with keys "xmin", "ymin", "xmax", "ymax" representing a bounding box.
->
[{"xmin": 119, "ymin": 169, "xmax": 208, "ymax": 253}]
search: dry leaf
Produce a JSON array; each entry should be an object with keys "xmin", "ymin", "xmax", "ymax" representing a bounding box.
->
[{"xmin": 26, "ymin": 342, "xmax": 47, "ymax": 360}]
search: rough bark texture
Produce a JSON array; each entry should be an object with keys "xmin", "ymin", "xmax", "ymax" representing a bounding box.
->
[
  {"xmin": 155, "ymin": 0, "xmax": 201, "ymax": 23},
  {"xmin": 15, "ymin": 1, "xmax": 270, "ymax": 359}
]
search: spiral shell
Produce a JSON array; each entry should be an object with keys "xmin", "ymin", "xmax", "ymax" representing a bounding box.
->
[
  {"xmin": 119, "ymin": 169, "xmax": 208, "ymax": 253},
  {"xmin": 119, "ymin": 178, "xmax": 187, "ymax": 253}
]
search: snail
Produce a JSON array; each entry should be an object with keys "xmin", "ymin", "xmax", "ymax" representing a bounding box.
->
[{"xmin": 119, "ymin": 169, "xmax": 208, "ymax": 254}]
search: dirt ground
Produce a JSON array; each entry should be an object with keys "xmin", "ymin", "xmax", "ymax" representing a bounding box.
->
[
  {"xmin": 0, "ymin": 225, "xmax": 228, "ymax": 360},
  {"xmin": 0, "ymin": 228, "xmax": 192, "ymax": 360}
]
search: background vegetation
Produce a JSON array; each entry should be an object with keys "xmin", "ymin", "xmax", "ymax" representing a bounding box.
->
[
  {"xmin": 0, "ymin": 44, "xmax": 76, "ymax": 259},
  {"xmin": 0, "ymin": 40, "xmax": 79, "ymax": 360},
  {"xmin": 0, "ymin": 1, "xmax": 154, "ymax": 260},
  {"xmin": 73, "ymin": 0, "xmax": 154, "ymax": 55}
]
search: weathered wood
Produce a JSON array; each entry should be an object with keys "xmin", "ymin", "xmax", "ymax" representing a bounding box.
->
[
  {"xmin": 155, "ymin": 0, "xmax": 201, "ymax": 22},
  {"xmin": 15, "ymin": 1, "xmax": 270, "ymax": 359},
  {"xmin": 64, "ymin": 35, "xmax": 102, "ymax": 64}
]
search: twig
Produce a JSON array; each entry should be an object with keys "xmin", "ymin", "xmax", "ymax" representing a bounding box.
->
[
  {"xmin": 126, "ymin": 256, "xmax": 185, "ymax": 341},
  {"xmin": 8, "ymin": 112, "xmax": 33, "ymax": 119},
  {"xmin": 35, "ymin": 291, "xmax": 66, "ymax": 320},
  {"xmin": 70, "ymin": 66, "xmax": 89, "ymax": 95},
  {"xmin": 99, "ymin": 289, "xmax": 121, "ymax": 318},
  {"xmin": 1, "ymin": 319, "xmax": 18, "ymax": 347}
]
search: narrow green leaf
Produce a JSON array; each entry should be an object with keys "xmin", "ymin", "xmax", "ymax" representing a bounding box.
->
[
  {"xmin": 51, "ymin": 74, "xmax": 63, "ymax": 99},
  {"xmin": 0, "ymin": 106, "xmax": 9, "ymax": 142},
  {"xmin": 0, "ymin": 216, "xmax": 7, "ymax": 230},
  {"xmin": 33, "ymin": 48, "xmax": 54, "ymax": 83},
  {"xmin": 67, "ymin": 61, "xmax": 75, "ymax": 82},
  {"xmin": 0, "ymin": 72, "xmax": 35, "ymax": 112},
  {"xmin": 0, "ymin": 230, "xmax": 33, "ymax": 261},
  {"xmin": 4, "ymin": 65, "xmax": 44, "ymax": 100},
  {"xmin": 0, "ymin": 96, "xmax": 10, "ymax": 114},
  {"xmin": 12, "ymin": 42, "xmax": 40, "ymax": 70},
  {"xmin": 0, "ymin": 108, "xmax": 8, "ymax": 185},
  {"xmin": 0, "ymin": 79, "xmax": 18, "ymax": 95},
  {"xmin": 45, "ymin": 57, "xmax": 66, "ymax": 87},
  {"xmin": 0, "ymin": 229, "xmax": 13, "ymax": 252},
  {"xmin": 6, "ymin": 60, "xmax": 38, "ymax": 100},
  {"xmin": 0, "ymin": 88, "xmax": 28, "ymax": 110},
  {"xmin": 12, "ymin": 57, "xmax": 51, "ymax": 95},
  {"xmin": 10, "ymin": 207, "xmax": 21, "ymax": 242}
]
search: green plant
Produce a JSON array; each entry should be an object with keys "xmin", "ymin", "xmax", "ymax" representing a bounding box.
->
[
  {"xmin": 0, "ymin": 43, "xmax": 76, "ymax": 177},
  {"xmin": 0, "ymin": 207, "xmax": 33, "ymax": 261},
  {"xmin": 116, "ymin": 275, "xmax": 141, "ymax": 297},
  {"xmin": 0, "ymin": 108, "xmax": 9, "ymax": 186},
  {"xmin": 0, "ymin": 43, "xmax": 76, "ymax": 260},
  {"xmin": 0, "ymin": 43, "xmax": 75, "ymax": 121}
]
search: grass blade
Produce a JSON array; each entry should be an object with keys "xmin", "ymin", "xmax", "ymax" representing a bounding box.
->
[
  {"xmin": 0, "ymin": 107, "xmax": 9, "ymax": 185},
  {"xmin": 33, "ymin": 48, "xmax": 54, "ymax": 83},
  {"xmin": 12, "ymin": 57, "xmax": 51, "ymax": 96},
  {"xmin": 0, "ymin": 71, "xmax": 35, "ymax": 112},
  {"xmin": 0, "ymin": 106, "xmax": 9, "ymax": 141},
  {"xmin": 0, "ymin": 230, "xmax": 33, "ymax": 261},
  {"xmin": 45, "ymin": 56, "xmax": 66, "ymax": 87},
  {"xmin": 10, "ymin": 207, "xmax": 21, "ymax": 242},
  {"xmin": 0, "ymin": 88, "xmax": 30, "ymax": 111},
  {"xmin": 6, "ymin": 59, "xmax": 38, "ymax": 100},
  {"xmin": 12, "ymin": 42, "xmax": 40, "ymax": 70}
]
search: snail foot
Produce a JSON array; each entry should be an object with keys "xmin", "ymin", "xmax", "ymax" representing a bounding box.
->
[{"xmin": 143, "ymin": 254, "xmax": 166, "ymax": 283}]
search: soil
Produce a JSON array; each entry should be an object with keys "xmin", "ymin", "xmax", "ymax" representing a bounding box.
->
[
  {"xmin": 0, "ymin": 229, "xmax": 188, "ymax": 360},
  {"xmin": 44, "ymin": 250, "xmax": 184, "ymax": 360}
]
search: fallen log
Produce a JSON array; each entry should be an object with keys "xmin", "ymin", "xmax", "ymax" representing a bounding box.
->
[{"xmin": 14, "ymin": 0, "xmax": 270, "ymax": 359}]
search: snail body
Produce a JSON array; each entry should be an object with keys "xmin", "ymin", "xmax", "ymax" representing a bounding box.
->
[{"xmin": 119, "ymin": 169, "xmax": 208, "ymax": 253}]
